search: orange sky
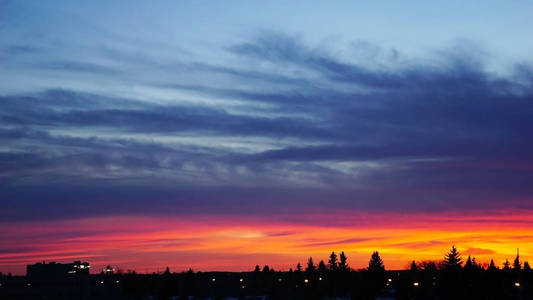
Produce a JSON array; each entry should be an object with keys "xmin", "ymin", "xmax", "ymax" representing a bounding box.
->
[{"xmin": 2, "ymin": 210, "xmax": 533, "ymax": 275}]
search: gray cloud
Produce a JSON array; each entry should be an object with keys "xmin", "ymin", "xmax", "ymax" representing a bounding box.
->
[{"xmin": 2, "ymin": 33, "xmax": 533, "ymax": 221}]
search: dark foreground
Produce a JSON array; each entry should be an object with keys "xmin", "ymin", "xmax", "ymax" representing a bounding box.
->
[{"xmin": 0, "ymin": 268, "xmax": 532, "ymax": 300}]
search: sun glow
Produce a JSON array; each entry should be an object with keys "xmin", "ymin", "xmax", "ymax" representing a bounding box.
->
[{"xmin": 2, "ymin": 210, "xmax": 533, "ymax": 274}]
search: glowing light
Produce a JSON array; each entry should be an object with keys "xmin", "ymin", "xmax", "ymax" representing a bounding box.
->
[
  {"xmin": 388, "ymin": 278, "xmax": 392, "ymax": 282},
  {"xmin": 304, "ymin": 279, "xmax": 309, "ymax": 283},
  {"xmin": 211, "ymin": 278, "xmax": 216, "ymax": 282},
  {"xmin": 239, "ymin": 278, "xmax": 243, "ymax": 282},
  {"xmin": 5, "ymin": 212, "xmax": 533, "ymax": 274},
  {"xmin": 413, "ymin": 282, "xmax": 419, "ymax": 287},
  {"xmin": 318, "ymin": 277, "xmax": 322, "ymax": 281},
  {"xmin": 241, "ymin": 285, "xmax": 245, "ymax": 289},
  {"xmin": 100, "ymin": 281, "xmax": 104, "ymax": 284},
  {"xmin": 515, "ymin": 282, "xmax": 521, "ymax": 287},
  {"xmin": 27, "ymin": 283, "xmax": 31, "ymax": 286},
  {"xmin": 115, "ymin": 280, "xmax": 120, "ymax": 283}
]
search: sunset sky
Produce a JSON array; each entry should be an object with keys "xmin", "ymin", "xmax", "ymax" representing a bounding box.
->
[{"xmin": 1, "ymin": 1, "xmax": 533, "ymax": 275}]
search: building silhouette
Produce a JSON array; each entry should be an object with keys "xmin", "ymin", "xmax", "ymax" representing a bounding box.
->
[{"xmin": 26, "ymin": 261, "xmax": 90, "ymax": 281}]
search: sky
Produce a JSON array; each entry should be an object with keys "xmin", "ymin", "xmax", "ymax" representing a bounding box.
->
[{"xmin": 1, "ymin": 0, "xmax": 533, "ymax": 274}]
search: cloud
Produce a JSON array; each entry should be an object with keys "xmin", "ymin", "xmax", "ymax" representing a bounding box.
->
[
  {"xmin": 464, "ymin": 248, "xmax": 496, "ymax": 255},
  {"xmin": 1, "ymin": 32, "xmax": 533, "ymax": 222}
]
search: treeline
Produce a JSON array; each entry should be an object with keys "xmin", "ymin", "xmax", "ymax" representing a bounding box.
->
[
  {"xmin": 2, "ymin": 246, "xmax": 532, "ymax": 299},
  {"xmin": 113, "ymin": 246, "xmax": 532, "ymax": 299}
]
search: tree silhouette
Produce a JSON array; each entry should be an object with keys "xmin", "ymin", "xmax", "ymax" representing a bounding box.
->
[
  {"xmin": 443, "ymin": 246, "xmax": 462, "ymax": 269},
  {"xmin": 328, "ymin": 252, "xmax": 338, "ymax": 271},
  {"xmin": 318, "ymin": 260, "xmax": 327, "ymax": 274},
  {"xmin": 524, "ymin": 261, "xmax": 531, "ymax": 271},
  {"xmin": 503, "ymin": 259, "xmax": 510, "ymax": 270},
  {"xmin": 339, "ymin": 251, "xmax": 349, "ymax": 271},
  {"xmin": 262, "ymin": 265, "xmax": 270, "ymax": 273},
  {"xmin": 306, "ymin": 257, "xmax": 316, "ymax": 274},
  {"xmin": 488, "ymin": 259, "xmax": 497, "ymax": 271},
  {"xmin": 254, "ymin": 265, "xmax": 261, "ymax": 273},
  {"xmin": 513, "ymin": 251, "xmax": 521, "ymax": 270},
  {"xmin": 464, "ymin": 255, "xmax": 473, "ymax": 271},
  {"xmin": 296, "ymin": 262, "xmax": 302, "ymax": 273},
  {"xmin": 368, "ymin": 251, "xmax": 385, "ymax": 272},
  {"xmin": 410, "ymin": 260, "xmax": 417, "ymax": 272},
  {"xmin": 472, "ymin": 257, "xmax": 479, "ymax": 269}
]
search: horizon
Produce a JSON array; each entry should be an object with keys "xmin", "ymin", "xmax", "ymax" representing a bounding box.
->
[
  {"xmin": 6, "ymin": 243, "xmax": 527, "ymax": 275},
  {"xmin": 2, "ymin": 1, "xmax": 533, "ymax": 277}
]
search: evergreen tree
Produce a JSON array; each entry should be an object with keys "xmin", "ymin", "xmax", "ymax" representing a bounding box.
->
[
  {"xmin": 164, "ymin": 266, "xmax": 171, "ymax": 275},
  {"xmin": 318, "ymin": 260, "xmax": 327, "ymax": 274},
  {"xmin": 503, "ymin": 259, "xmax": 510, "ymax": 270},
  {"xmin": 296, "ymin": 262, "xmax": 302, "ymax": 273},
  {"xmin": 254, "ymin": 265, "xmax": 261, "ymax": 273},
  {"xmin": 328, "ymin": 251, "xmax": 338, "ymax": 271},
  {"xmin": 524, "ymin": 261, "xmax": 531, "ymax": 271},
  {"xmin": 464, "ymin": 256, "xmax": 473, "ymax": 270},
  {"xmin": 471, "ymin": 257, "xmax": 479, "ymax": 269},
  {"xmin": 368, "ymin": 251, "xmax": 385, "ymax": 272},
  {"xmin": 339, "ymin": 251, "xmax": 349, "ymax": 271},
  {"xmin": 262, "ymin": 265, "xmax": 270, "ymax": 273},
  {"xmin": 443, "ymin": 246, "xmax": 462, "ymax": 269},
  {"xmin": 306, "ymin": 257, "xmax": 316, "ymax": 274},
  {"xmin": 513, "ymin": 252, "xmax": 521, "ymax": 270},
  {"xmin": 410, "ymin": 260, "xmax": 417, "ymax": 272},
  {"xmin": 488, "ymin": 259, "xmax": 497, "ymax": 271}
]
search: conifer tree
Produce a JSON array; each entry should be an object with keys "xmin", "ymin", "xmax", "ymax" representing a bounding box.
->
[
  {"xmin": 318, "ymin": 260, "xmax": 327, "ymax": 274},
  {"xmin": 488, "ymin": 259, "xmax": 497, "ymax": 271},
  {"xmin": 472, "ymin": 257, "xmax": 479, "ymax": 269},
  {"xmin": 523, "ymin": 261, "xmax": 531, "ymax": 271},
  {"xmin": 503, "ymin": 259, "xmax": 510, "ymax": 270},
  {"xmin": 443, "ymin": 246, "xmax": 462, "ymax": 269},
  {"xmin": 328, "ymin": 251, "xmax": 338, "ymax": 271},
  {"xmin": 368, "ymin": 251, "xmax": 385, "ymax": 272},
  {"xmin": 410, "ymin": 260, "xmax": 417, "ymax": 272},
  {"xmin": 464, "ymin": 256, "xmax": 473, "ymax": 270},
  {"xmin": 339, "ymin": 251, "xmax": 349, "ymax": 271},
  {"xmin": 296, "ymin": 262, "xmax": 302, "ymax": 273},
  {"xmin": 306, "ymin": 257, "xmax": 316, "ymax": 274},
  {"xmin": 513, "ymin": 252, "xmax": 521, "ymax": 270}
]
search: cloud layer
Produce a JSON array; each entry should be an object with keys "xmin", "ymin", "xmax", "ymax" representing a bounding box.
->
[{"xmin": 2, "ymin": 32, "xmax": 533, "ymax": 223}]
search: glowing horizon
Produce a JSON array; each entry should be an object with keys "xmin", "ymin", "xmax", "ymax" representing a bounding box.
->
[{"xmin": 2, "ymin": 210, "xmax": 532, "ymax": 275}]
